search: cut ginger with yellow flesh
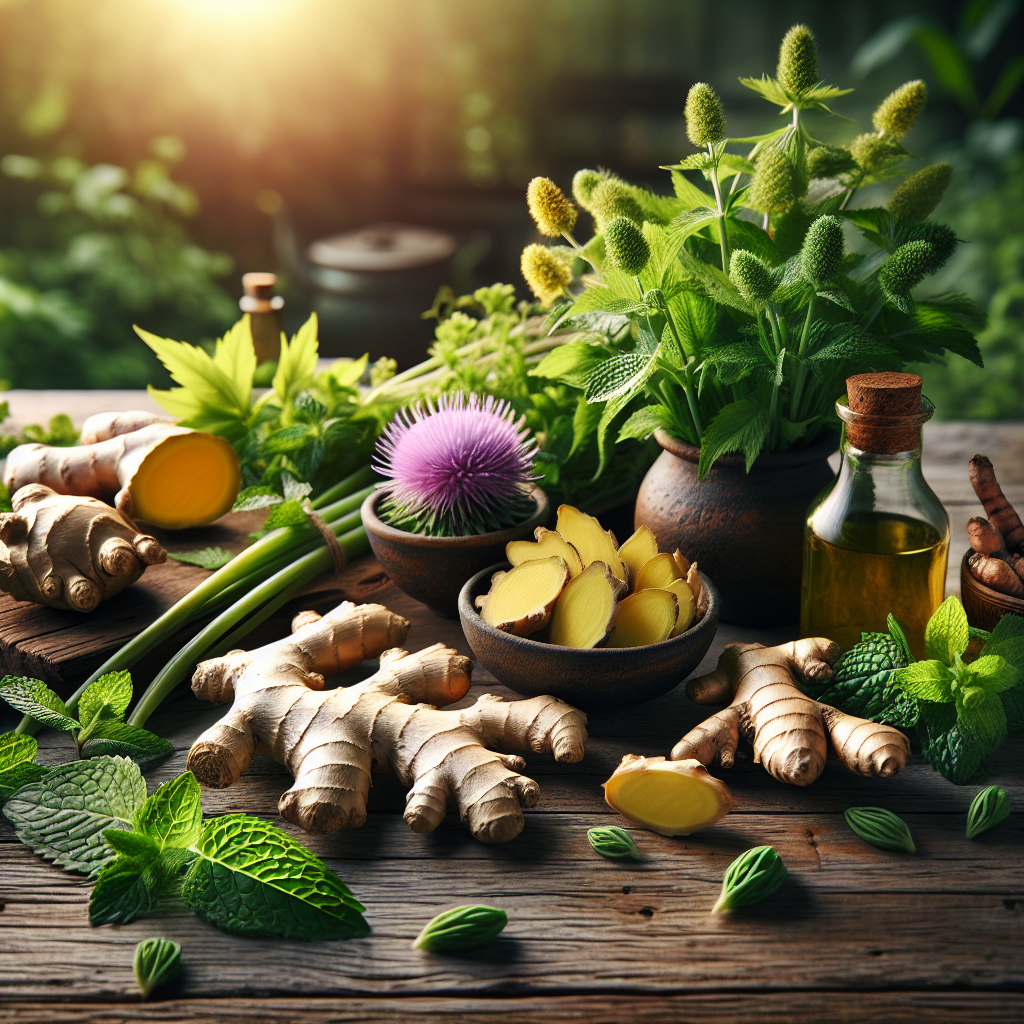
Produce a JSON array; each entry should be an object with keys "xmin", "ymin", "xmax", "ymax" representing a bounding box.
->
[
  {"xmin": 606, "ymin": 588, "xmax": 677, "ymax": 648},
  {"xmin": 663, "ymin": 578, "xmax": 696, "ymax": 635},
  {"xmin": 633, "ymin": 552, "xmax": 683, "ymax": 592},
  {"xmin": 549, "ymin": 561, "xmax": 625, "ymax": 648},
  {"xmin": 555, "ymin": 505, "xmax": 626, "ymax": 582},
  {"xmin": 476, "ymin": 556, "xmax": 570, "ymax": 636},
  {"xmin": 506, "ymin": 527, "xmax": 583, "ymax": 577},
  {"xmin": 603, "ymin": 754, "xmax": 734, "ymax": 836},
  {"xmin": 618, "ymin": 525, "xmax": 658, "ymax": 585}
]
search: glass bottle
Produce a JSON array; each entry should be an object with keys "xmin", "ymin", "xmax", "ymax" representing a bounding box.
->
[{"xmin": 801, "ymin": 373, "xmax": 949, "ymax": 658}]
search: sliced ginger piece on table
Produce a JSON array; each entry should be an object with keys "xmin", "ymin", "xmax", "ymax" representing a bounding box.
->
[
  {"xmin": 618, "ymin": 525, "xmax": 659, "ymax": 586},
  {"xmin": 555, "ymin": 505, "xmax": 626, "ymax": 583},
  {"xmin": 507, "ymin": 527, "xmax": 584, "ymax": 577},
  {"xmin": 477, "ymin": 556, "xmax": 570, "ymax": 636},
  {"xmin": 549, "ymin": 561, "xmax": 625, "ymax": 649},
  {"xmin": 603, "ymin": 754, "xmax": 734, "ymax": 836},
  {"xmin": 606, "ymin": 589, "xmax": 678, "ymax": 648},
  {"xmin": 633, "ymin": 552, "xmax": 683, "ymax": 592},
  {"xmin": 663, "ymin": 578, "xmax": 696, "ymax": 636}
]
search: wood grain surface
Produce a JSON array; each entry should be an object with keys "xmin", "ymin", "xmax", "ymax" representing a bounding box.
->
[{"xmin": 1, "ymin": 420, "xmax": 1022, "ymax": 1024}]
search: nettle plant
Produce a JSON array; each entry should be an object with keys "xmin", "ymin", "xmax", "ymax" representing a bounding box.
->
[{"xmin": 522, "ymin": 24, "xmax": 984, "ymax": 477}]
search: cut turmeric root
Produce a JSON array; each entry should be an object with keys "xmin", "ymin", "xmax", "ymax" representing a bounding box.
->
[
  {"xmin": 477, "ymin": 556, "xmax": 570, "ymax": 636},
  {"xmin": 618, "ymin": 526, "xmax": 658, "ymax": 585},
  {"xmin": 506, "ymin": 527, "xmax": 584, "ymax": 577},
  {"xmin": 606, "ymin": 589, "xmax": 677, "ymax": 648},
  {"xmin": 4, "ymin": 413, "xmax": 240, "ymax": 530},
  {"xmin": 555, "ymin": 505, "xmax": 626, "ymax": 582},
  {"xmin": 549, "ymin": 561, "xmax": 625, "ymax": 649}
]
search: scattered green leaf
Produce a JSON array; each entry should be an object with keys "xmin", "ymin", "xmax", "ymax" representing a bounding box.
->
[
  {"xmin": 167, "ymin": 547, "xmax": 234, "ymax": 570},
  {"xmin": 134, "ymin": 938, "xmax": 182, "ymax": 999},
  {"xmin": 412, "ymin": 905, "xmax": 508, "ymax": 952},
  {"xmin": 844, "ymin": 806, "xmax": 916, "ymax": 853}
]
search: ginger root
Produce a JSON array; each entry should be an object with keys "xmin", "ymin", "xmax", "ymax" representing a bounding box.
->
[
  {"xmin": 187, "ymin": 600, "xmax": 588, "ymax": 843},
  {"xmin": 603, "ymin": 754, "xmax": 733, "ymax": 835},
  {"xmin": 506, "ymin": 527, "xmax": 583, "ymax": 577},
  {"xmin": 548, "ymin": 561, "xmax": 625, "ymax": 648},
  {"xmin": 606, "ymin": 588, "xmax": 677, "ymax": 648},
  {"xmin": 671, "ymin": 639, "xmax": 910, "ymax": 786},
  {"xmin": 0, "ymin": 484, "xmax": 166, "ymax": 611},
  {"xmin": 4, "ymin": 412, "xmax": 240, "ymax": 530},
  {"xmin": 476, "ymin": 556, "xmax": 570, "ymax": 636}
]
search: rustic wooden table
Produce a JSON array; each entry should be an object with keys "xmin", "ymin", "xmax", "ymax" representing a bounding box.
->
[{"xmin": 1, "ymin": 418, "xmax": 1022, "ymax": 1023}]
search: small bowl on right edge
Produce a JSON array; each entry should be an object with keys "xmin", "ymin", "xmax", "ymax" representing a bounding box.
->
[
  {"xmin": 457, "ymin": 563, "xmax": 720, "ymax": 712},
  {"xmin": 960, "ymin": 549, "xmax": 1024, "ymax": 631}
]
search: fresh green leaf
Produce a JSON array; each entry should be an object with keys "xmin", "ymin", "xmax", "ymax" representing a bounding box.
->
[
  {"xmin": 698, "ymin": 398, "xmax": 770, "ymax": 478},
  {"xmin": 181, "ymin": 814, "xmax": 369, "ymax": 940},
  {"xmin": 531, "ymin": 340, "xmax": 610, "ymax": 390},
  {"xmin": 981, "ymin": 614, "xmax": 1024, "ymax": 676},
  {"xmin": 134, "ymin": 772, "xmax": 203, "ymax": 851},
  {"xmin": 844, "ymin": 807, "xmax": 916, "ymax": 853},
  {"xmin": 961, "ymin": 655, "xmax": 1020, "ymax": 694},
  {"xmin": 273, "ymin": 313, "xmax": 320, "ymax": 407},
  {"xmin": 916, "ymin": 701, "xmax": 988, "ymax": 784},
  {"xmin": 617, "ymin": 405, "xmax": 673, "ymax": 442},
  {"xmin": 587, "ymin": 825, "xmax": 641, "ymax": 861},
  {"xmin": 887, "ymin": 614, "xmax": 915, "ymax": 667},
  {"xmin": 808, "ymin": 632, "xmax": 910, "ymax": 720},
  {"xmin": 134, "ymin": 937, "xmax": 182, "ymax": 999},
  {"xmin": 712, "ymin": 846, "xmax": 787, "ymax": 913},
  {"xmin": 925, "ymin": 596, "xmax": 970, "ymax": 664},
  {"xmin": 90, "ymin": 848, "xmax": 194, "ymax": 925},
  {"xmin": 890, "ymin": 659, "xmax": 954, "ymax": 702},
  {"xmin": 261, "ymin": 498, "xmax": 312, "ymax": 533},
  {"xmin": 327, "ymin": 353, "xmax": 369, "ymax": 388},
  {"xmin": 0, "ymin": 676, "xmax": 80, "ymax": 732},
  {"xmin": 0, "ymin": 732, "xmax": 48, "ymax": 802},
  {"xmin": 2, "ymin": 756, "xmax": 145, "ymax": 874},
  {"xmin": 79, "ymin": 722, "xmax": 175, "ymax": 768},
  {"xmin": 232, "ymin": 486, "xmax": 283, "ymax": 511},
  {"xmin": 585, "ymin": 351, "xmax": 656, "ymax": 404},
  {"xmin": 0, "ymin": 731, "xmax": 38, "ymax": 771},
  {"xmin": 965, "ymin": 786, "xmax": 1011, "ymax": 839},
  {"xmin": 956, "ymin": 687, "xmax": 1007, "ymax": 752},
  {"xmin": 412, "ymin": 905, "xmax": 508, "ymax": 951},
  {"xmin": 167, "ymin": 547, "xmax": 234, "ymax": 570},
  {"xmin": 103, "ymin": 828, "xmax": 161, "ymax": 859},
  {"xmin": 77, "ymin": 671, "xmax": 133, "ymax": 728}
]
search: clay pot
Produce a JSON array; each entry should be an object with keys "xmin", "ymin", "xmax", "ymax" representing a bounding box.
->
[
  {"xmin": 960, "ymin": 549, "xmax": 1024, "ymax": 631},
  {"xmin": 361, "ymin": 487, "xmax": 550, "ymax": 618},
  {"xmin": 634, "ymin": 430, "xmax": 838, "ymax": 626}
]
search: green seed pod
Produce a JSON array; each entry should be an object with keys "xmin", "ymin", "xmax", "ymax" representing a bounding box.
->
[
  {"xmin": 873, "ymin": 80, "xmax": 927, "ymax": 138},
  {"xmin": 800, "ymin": 215, "xmax": 845, "ymax": 286},
  {"xmin": 966, "ymin": 785, "xmax": 1011, "ymax": 839},
  {"xmin": 133, "ymin": 938, "xmax": 182, "ymax": 1000},
  {"xmin": 713, "ymin": 845, "xmax": 787, "ymax": 913},
  {"xmin": 604, "ymin": 215, "xmax": 651, "ymax": 275},
  {"xmin": 521, "ymin": 244, "xmax": 572, "ymax": 306},
  {"xmin": 747, "ymin": 148, "xmax": 799, "ymax": 215},
  {"xmin": 729, "ymin": 249, "xmax": 777, "ymax": 303},
  {"xmin": 589, "ymin": 177, "xmax": 644, "ymax": 230},
  {"xmin": 572, "ymin": 168, "xmax": 604, "ymax": 210},
  {"xmin": 527, "ymin": 176, "xmax": 578, "ymax": 238},
  {"xmin": 587, "ymin": 825, "xmax": 642, "ymax": 860},
  {"xmin": 807, "ymin": 145, "xmax": 857, "ymax": 179},
  {"xmin": 888, "ymin": 163, "xmax": 954, "ymax": 222},
  {"xmin": 777, "ymin": 24, "xmax": 818, "ymax": 96},
  {"xmin": 412, "ymin": 905, "xmax": 508, "ymax": 952},
  {"xmin": 893, "ymin": 220, "xmax": 958, "ymax": 270},
  {"xmin": 848, "ymin": 133, "xmax": 903, "ymax": 177},
  {"xmin": 844, "ymin": 807, "xmax": 916, "ymax": 853},
  {"xmin": 685, "ymin": 82, "xmax": 727, "ymax": 147},
  {"xmin": 878, "ymin": 239, "xmax": 940, "ymax": 306}
]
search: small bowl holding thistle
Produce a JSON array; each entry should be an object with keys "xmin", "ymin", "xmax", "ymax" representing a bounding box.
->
[{"xmin": 362, "ymin": 393, "xmax": 549, "ymax": 617}]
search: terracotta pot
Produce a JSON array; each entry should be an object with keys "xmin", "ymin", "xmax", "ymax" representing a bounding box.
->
[
  {"xmin": 960, "ymin": 549, "xmax": 1024, "ymax": 631},
  {"xmin": 634, "ymin": 430, "xmax": 838, "ymax": 626},
  {"xmin": 361, "ymin": 487, "xmax": 550, "ymax": 618}
]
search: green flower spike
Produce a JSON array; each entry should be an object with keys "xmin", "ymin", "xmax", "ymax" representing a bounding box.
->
[
  {"xmin": 527, "ymin": 176, "xmax": 578, "ymax": 238},
  {"xmin": 684, "ymin": 82, "xmax": 727, "ymax": 147},
  {"xmin": 848, "ymin": 133, "xmax": 904, "ymax": 178},
  {"xmin": 520, "ymin": 244, "xmax": 572, "ymax": 306},
  {"xmin": 894, "ymin": 220, "xmax": 958, "ymax": 270},
  {"xmin": 572, "ymin": 168, "xmax": 604, "ymax": 210},
  {"xmin": 873, "ymin": 80, "xmax": 927, "ymax": 138},
  {"xmin": 888, "ymin": 163, "xmax": 954, "ymax": 222},
  {"xmin": 747, "ymin": 148, "xmax": 798, "ymax": 215},
  {"xmin": 807, "ymin": 145, "xmax": 856, "ymax": 179},
  {"xmin": 777, "ymin": 24, "xmax": 818, "ymax": 96},
  {"xmin": 604, "ymin": 216, "xmax": 650, "ymax": 275},
  {"xmin": 730, "ymin": 250, "xmax": 777, "ymax": 303},
  {"xmin": 589, "ymin": 178, "xmax": 644, "ymax": 230},
  {"xmin": 800, "ymin": 215, "xmax": 845, "ymax": 287},
  {"xmin": 878, "ymin": 239, "xmax": 939, "ymax": 310}
]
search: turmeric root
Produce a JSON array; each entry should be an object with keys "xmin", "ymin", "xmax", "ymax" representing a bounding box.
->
[
  {"xmin": 187, "ymin": 600, "xmax": 588, "ymax": 843},
  {"xmin": 967, "ymin": 516, "xmax": 1009, "ymax": 558},
  {"xmin": 603, "ymin": 754, "xmax": 733, "ymax": 835},
  {"xmin": 671, "ymin": 639, "xmax": 910, "ymax": 786},
  {"xmin": 968, "ymin": 552, "xmax": 1024, "ymax": 597},
  {"xmin": 969, "ymin": 454, "xmax": 1024, "ymax": 555},
  {"xmin": 4, "ymin": 413, "xmax": 240, "ymax": 530},
  {"xmin": 476, "ymin": 556, "xmax": 570, "ymax": 636},
  {"xmin": 0, "ymin": 484, "xmax": 166, "ymax": 612}
]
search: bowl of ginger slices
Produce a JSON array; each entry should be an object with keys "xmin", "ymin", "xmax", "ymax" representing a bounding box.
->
[{"xmin": 457, "ymin": 504, "xmax": 719, "ymax": 711}]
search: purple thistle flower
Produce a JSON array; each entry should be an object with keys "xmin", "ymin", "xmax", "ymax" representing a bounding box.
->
[{"xmin": 373, "ymin": 393, "xmax": 539, "ymax": 536}]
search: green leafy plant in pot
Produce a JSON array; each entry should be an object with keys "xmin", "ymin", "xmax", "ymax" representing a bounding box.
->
[
  {"xmin": 522, "ymin": 24, "xmax": 984, "ymax": 625},
  {"xmin": 362, "ymin": 393, "xmax": 548, "ymax": 617}
]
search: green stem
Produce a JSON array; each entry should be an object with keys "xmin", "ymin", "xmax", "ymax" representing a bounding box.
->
[
  {"xmin": 707, "ymin": 143, "xmax": 729, "ymax": 272},
  {"xmin": 788, "ymin": 297, "xmax": 817, "ymax": 423},
  {"xmin": 311, "ymin": 465, "xmax": 376, "ymax": 509}
]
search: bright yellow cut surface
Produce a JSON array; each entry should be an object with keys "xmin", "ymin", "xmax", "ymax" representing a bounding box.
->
[
  {"xmin": 606, "ymin": 589, "xmax": 677, "ymax": 648},
  {"xmin": 619, "ymin": 526, "xmax": 659, "ymax": 587},
  {"xmin": 555, "ymin": 505, "xmax": 626, "ymax": 582},
  {"xmin": 663, "ymin": 578, "xmax": 696, "ymax": 635},
  {"xmin": 132, "ymin": 434, "xmax": 240, "ymax": 529},
  {"xmin": 634, "ymin": 552, "xmax": 683, "ymax": 592},
  {"xmin": 549, "ymin": 561, "xmax": 619, "ymax": 648},
  {"xmin": 507, "ymin": 528, "xmax": 584, "ymax": 577},
  {"xmin": 480, "ymin": 556, "xmax": 569, "ymax": 635},
  {"xmin": 609, "ymin": 766, "xmax": 725, "ymax": 834}
]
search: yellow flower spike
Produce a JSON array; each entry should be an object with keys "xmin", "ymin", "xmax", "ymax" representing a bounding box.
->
[
  {"xmin": 526, "ymin": 177, "xmax": 578, "ymax": 238},
  {"xmin": 873, "ymin": 80, "xmax": 927, "ymax": 139},
  {"xmin": 521, "ymin": 244, "xmax": 572, "ymax": 306}
]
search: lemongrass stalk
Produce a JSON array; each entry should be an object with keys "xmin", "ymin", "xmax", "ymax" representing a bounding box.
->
[
  {"xmin": 128, "ymin": 516, "xmax": 366, "ymax": 728},
  {"xmin": 310, "ymin": 465, "xmax": 376, "ymax": 510}
]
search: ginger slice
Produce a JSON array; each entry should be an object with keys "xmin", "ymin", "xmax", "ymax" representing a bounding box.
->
[
  {"xmin": 507, "ymin": 527, "xmax": 584, "ymax": 578},
  {"xmin": 663, "ymin": 578, "xmax": 696, "ymax": 636},
  {"xmin": 477, "ymin": 556, "xmax": 570, "ymax": 637},
  {"xmin": 618, "ymin": 526, "xmax": 659, "ymax": 587},
  {"xmin": 606, "ymin": 589, "xmax": 678, "ymax": 648},
  {"xmin": 548, "ymin": 561, "xmax": 625, "ymax": 649},
  {"xmin": 633, "ymin": 552, "xmax": 683, "ymax": 592},
  {"xmin": 603, "ymin": 754, "xmax": 734, "ymax": 836},
  {"xmin": 672, "ymin": 548, "xmax": 691, "ymax": 576},
  {"xmin": 555, "ymin": 505, "xmax": 626, "ymax": 582}
]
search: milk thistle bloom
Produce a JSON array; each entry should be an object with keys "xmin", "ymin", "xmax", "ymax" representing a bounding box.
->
[{"xmin": 373, "ymin": 394, "xmax": 539, "ymax": 537}]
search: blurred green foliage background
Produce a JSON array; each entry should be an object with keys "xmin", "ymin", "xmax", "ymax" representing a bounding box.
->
[{"xmin": 0, "ymin": 0, "xmax": 1020, "ymax": 417}]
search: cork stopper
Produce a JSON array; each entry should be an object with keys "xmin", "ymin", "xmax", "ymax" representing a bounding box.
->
[
  {"xmin": 239, "ymin": 272, "xmax": 284, "ymax": 363},
  {"xmin": 844, "ymin": 372, "xmax": 923, "ymax": 453}
]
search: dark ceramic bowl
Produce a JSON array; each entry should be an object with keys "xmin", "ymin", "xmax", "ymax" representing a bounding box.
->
[
  {"xmin": 458, "ymin": 562, "xmax": 720, "ymax": 711},
  {"xmin": 362, "ymin": 488, "xmax": 550, "ymax": 618},
  {"xmin": 960, "ymin": 549, "xmax": 1024, "ymax": 631}
]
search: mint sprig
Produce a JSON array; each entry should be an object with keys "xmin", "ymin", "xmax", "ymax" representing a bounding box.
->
[{"xmin": 0, "ymin": 732, "xmax": 48, "ymax": 803}]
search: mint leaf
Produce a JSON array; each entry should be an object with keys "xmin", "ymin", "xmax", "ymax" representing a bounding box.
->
[
  {"xmin": 981, "ymin": 614, "xmax": 1024, "ymax": 675},
  {"xmin": 232, "ymin": 486, "xmax": 283, "ymax": 511},
  {"xmin": 808, "ymin": 632, "xmax": 906, "ymax": 718},
  {"xmin": 90, "ymin": 849, "xmax": 194, "ymax": 925},
  {"xmin": 181, "ymin": 814, "xmax": 369, "ymax": 940},
  {"xmin": 103, "ymin": 829, "xmax": 161, "ymax": 859},
  {"xmin": 917, "ymin": 702, "xmax": 989, "ymax": 784},
  {"xmin": 0, "ymin": 676, "xmax": 80, "ymax": 731},
  {"xmin": 80, "ymin": 722, "xmax": 174, "ymax": 768},
  {"xmin": 134, "ymin": 938, "xmax": 182, "ymax": 999},
  {"xmin": 956, "ymin": 688, "xmax": 1007, "ymax": 751},
  {"xmin": 167, "ymin": 547, "xmax": 234, "ymax": 570},
  {"xmin": 261, "ymin": 498, "xmax": 311, "ymax": 533},
  {"xmin": 0, "ymin": 732, "xmax": 38, "ymax": 771},
  {"xmin": 886, "ymin": 614, "xmax": 915, "ymax": 666},
  {"xmin": 0, "ymin": 762, "xmax": 49, "ymax": 803},
  {"xmin": 134, "ymin": 772, "xmax": 202, "ymax": 850},
  {"xmin": 890, "ymin": 660, "xmax": 954, "ymax": 702},
  {"xmin": 77, "ymin": 671, "xmax": 133, "ymax": 728},
  {"xmin": 925, "ymin": 596, "xmax": 969, "ymax": 666},
  {"xmin": 962, "ymin": 655, "xmax": 1020, "ymax": 694},
  {"xmin": 1001, "ymin": 684, "xmax": 1023, "ymax": 739},
  {"xmin": 2, "ymin": 756, "xmax": 146, "ymax": 874}
]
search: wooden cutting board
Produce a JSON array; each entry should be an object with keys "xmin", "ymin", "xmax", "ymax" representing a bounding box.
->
[{"xmin": 0, "ymin": 511, "xmax": 392, "ymax": 692}]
